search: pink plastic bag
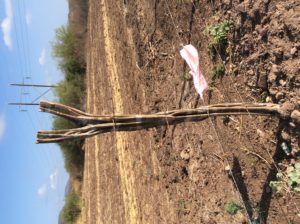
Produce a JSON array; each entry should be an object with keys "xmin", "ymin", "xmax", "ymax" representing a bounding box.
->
[{"xmin": 180, "ymin": 44, "xmax": 208, "ymax": 99}]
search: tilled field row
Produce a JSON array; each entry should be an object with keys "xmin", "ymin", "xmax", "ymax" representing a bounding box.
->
[{"xmin": 83, "ymin": 1, "xmax": 176, "ymax": 224}]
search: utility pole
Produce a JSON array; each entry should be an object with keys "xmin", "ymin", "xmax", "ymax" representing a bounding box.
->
[
  {"xmin": 9, "ymin": 83, "xmax": 56, "ymax": 107},
  {"xmin": 10, "ymin": 83, "xmax": 57, "ymax": 88},
  {"xmin": 8, "ymin": 103, "xmax": 39, "ymax": 106}
]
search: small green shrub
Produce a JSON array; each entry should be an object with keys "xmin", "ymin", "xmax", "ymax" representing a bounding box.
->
[
  {"xmin": 225, "ymin": 201, "xmax": 239, "ymax": 215},
  {"xmin": 61, "ymin": 192, "xmax": 81, "ymax": 223},
  {"xmin": 208, "ymin": 43, "xmax": 217, "ymax": 60},
  {"xmin": 211, "ymin": 64, "xmax": 225, "ymax": 81},
  {"xmin": 206, "ymin": 20, "xmax": 232, "ymax": 61},
  {"xmin": 207, "ymin": 20, "xmax": 233, "ymax": 46},
  {"xmin": 53, "ymin": 117, "xmax": 84, "ymax": 178},
  {"xmin": 54, "ymin": 75, "xmax": 85, "ymax": 109},
  {"xmin": 270, "ymin": 162, "xmax": 300, "ymax": 193}
]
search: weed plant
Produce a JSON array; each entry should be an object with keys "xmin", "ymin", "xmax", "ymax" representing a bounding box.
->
[
  {"xmin": 225, "ymin": 201, "xmax": 239, "ymax": 215},
  {"xmin": 207, "ymin": 20, "xmax": 232, "ymax": 60},
  {"xmin": 208, "ymin": 43, "xmax": 217, "ymax": 60},
  {"xmin": 210, "ymin": 64, "xmax": 225, "ymax": 81},
  {"xmin": 270, "ymin": 162, "xmax": 300, "ymax": 193},
  {"xmin": 207, "ymin": 20, "xmax": 232, "ymax": 46}
]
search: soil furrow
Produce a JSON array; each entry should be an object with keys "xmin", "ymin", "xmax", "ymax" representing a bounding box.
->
[{"xmin": 100, "ymin": 0, "xmax": 139, "ymax": 223}]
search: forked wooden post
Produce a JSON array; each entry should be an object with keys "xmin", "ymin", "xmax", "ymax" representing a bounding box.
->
[{"xmin": 36, "ymin": 100, "xmax": 298, "ymax": 143}]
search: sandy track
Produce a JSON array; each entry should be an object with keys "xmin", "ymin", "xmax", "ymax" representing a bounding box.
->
[
  {"xmin": 83, "ymin": 1, "xmax": 176, "ymax": 223},
  {"xmin": 99, "ymin": 0, "xmax": 139, "ymax": 223}
]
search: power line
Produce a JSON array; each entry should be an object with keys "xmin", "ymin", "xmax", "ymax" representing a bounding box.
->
[
  {"xmin": 22, "ymin": 0, "xmax": 33, "ymax": 76},
  {"xmin": 11, "ymin": 2, "xmax": 26, "ymax": 80},
  {"xmin": 16, "ymin": 0, "xmax": 29, "ymax": 76}
]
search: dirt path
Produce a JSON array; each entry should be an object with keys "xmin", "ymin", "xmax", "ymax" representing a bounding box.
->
[
  {"xmin": 99, "ymin": 0, "xmax": 139, "ymax": 223},
  {"xmin": 83, "ymin": 1, "xmax": 177, "ymax": 223}
]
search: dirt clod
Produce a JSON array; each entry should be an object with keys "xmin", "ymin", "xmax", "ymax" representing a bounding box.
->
[
  {"xmin": 180, "ymin": 149, "xmax": 192, "ymax": 160},
  {"xmin": 290, "ymin": 47, "xmax": 298, "ymax": 57},
  {"xmin": 257, "ymin": 73, "xmax": 268, "ymax": 89},
  {"xmin": 291, "ymin": 110, "xmax": 300, "ymax": 124},
  {"xmin": 278, "ymin": 102, "xmax": 295, "ymax": 119},
  {"xmin": 281, "ymin": 130, "xmax": 291, "ymax": 141}
]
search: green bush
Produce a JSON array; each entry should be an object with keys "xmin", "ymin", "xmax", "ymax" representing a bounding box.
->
[
  {"xmin": 61, "ymin": 192, "xmax": 81, "ymax": 223},
  {"xmin": 52, "ymin": 26, "xmax": 75, "ymax": 60},
  {"xmin": 52, "ymin": 21, "xmax": 86, "ymax": 179},
  {"xmin": 53, "ymin": 117, "xmax": 84, "ymax": 178},
  {"xmin": 206, "ymin": 20, "xmax": 233, "ymax": 61},
  {"xmin": 54, "ymin": 0, "xmax": 88, "ymax": 221},
  {"xmin": 52, "ymin": 25, "xmax": 86, "ymax": 76},
  {"xmin": 207, "ymin": 20, "xmax": 233, "ymax": 46},
  {"xmin": 225, "ymin": 201, "xmax": 239, "ymax": 215},
  {"xmin": 54, "ymin": 75, "xmax": 85, "ymax": 109}
]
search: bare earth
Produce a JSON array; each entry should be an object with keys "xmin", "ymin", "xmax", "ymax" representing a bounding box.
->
[{"xmin": 82, "ymin": 0, "xmax": 300, "ymax": 223}]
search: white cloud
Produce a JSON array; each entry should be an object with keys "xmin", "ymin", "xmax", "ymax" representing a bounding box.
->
[
  {"xmin": 0, "ymin": 114, "xmax": 5, "ymax": 141},
  {"xmin": 38, "ymin": 48, "xmax": 46, "ymax": 65},
  {"xmin": 50, "ymin": 169, "xmax": 58, "ymax": 190},
  {"xmin": 25, "ymin": 11, "xmax": 32, "ymax": 26},
  {"xmin": 37, "ymin": 184, "xmax": 48, "ymax": 198},
  {"xmin": 1, "ymin": 0, "xmax": 13, "ymax": 49}
]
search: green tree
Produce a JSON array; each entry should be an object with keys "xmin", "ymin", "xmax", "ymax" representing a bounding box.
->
[
  {"xmin": 61, "ymin": 192, "xmax": 81, "ymax": 223},
  {"xmin": 52, "ymin": 25, "xmax": 85, "ymax": 75}
]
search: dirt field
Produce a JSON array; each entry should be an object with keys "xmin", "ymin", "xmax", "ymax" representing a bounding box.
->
[{"xmin": 82, "ymin": 0, "xmax": 300, "ymax": 223}]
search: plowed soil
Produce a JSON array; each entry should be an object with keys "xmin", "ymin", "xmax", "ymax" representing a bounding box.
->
[{"xmin": 82, "ymin": 0, "xmax": 300, "ymax": 223}]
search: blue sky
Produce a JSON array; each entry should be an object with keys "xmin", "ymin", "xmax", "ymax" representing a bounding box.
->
[{"xmin": 0, "ymin": 0, "xmax": 69, "ymax": 223}]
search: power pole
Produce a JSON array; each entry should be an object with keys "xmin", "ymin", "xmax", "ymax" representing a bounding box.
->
[
  {"xmin": 10, "ymin": 83, "xmax": 57, "ymax": 88},
  {"xmin": 8, "ymin": 103, "xmax": 39, "ymax": 106},
  {"xmin": 9, "ymin": 83, "xmax": 56, "ymax": 107}
]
